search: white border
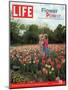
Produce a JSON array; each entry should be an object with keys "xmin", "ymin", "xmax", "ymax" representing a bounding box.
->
[{"xmin": 0, "ymin": 0, "xmax": 68, "ymax": 90}]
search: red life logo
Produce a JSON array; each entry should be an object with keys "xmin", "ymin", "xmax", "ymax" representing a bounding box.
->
[{"xmin": 12, "ymin": 4, "xmax": 33, "ymax": 18}]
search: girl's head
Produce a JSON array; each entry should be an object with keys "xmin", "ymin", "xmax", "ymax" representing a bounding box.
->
[
  {"xmin": 39, "ymin": 34, "xmax": 44, "ymax": 41},
  {"xmin": 44, "ymin": 34, "xmax": 48, "ymax": 39}
]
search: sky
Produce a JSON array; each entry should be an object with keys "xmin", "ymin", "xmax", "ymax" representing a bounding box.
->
[{"xmin": 10, "ymin": 2, "xmax": 66, "ymax": 30}]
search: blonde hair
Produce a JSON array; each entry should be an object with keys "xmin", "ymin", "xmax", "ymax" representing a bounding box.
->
[
  {"xmin": 39, "ymin": 34, "xmax": 44, "ymax": 41},
  {"xmin": 44, "ymin": 34, "xmax": 48, "ymax": 39}
]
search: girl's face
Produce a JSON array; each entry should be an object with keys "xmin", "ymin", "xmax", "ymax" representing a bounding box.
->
[
  {"xmin": 39, "ymin": 34, "xmax": 45, "ymax": 41},
  {"xmin": 41, "ymin": 36, "xmax": 44, "ymax": 40},
  {"xmin": 44, "ymin": 34, "xmax": 48, "ymax": 39}
]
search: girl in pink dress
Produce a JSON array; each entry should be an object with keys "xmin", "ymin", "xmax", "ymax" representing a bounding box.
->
[{"xmin": 43, "ymin": 34, "xmax": 49, "ymax": 58}]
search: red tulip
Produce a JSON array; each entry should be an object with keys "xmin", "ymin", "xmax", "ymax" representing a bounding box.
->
[
  {"xmin": 55, "ymin": 58, "xmax": 59, "ymax": 64},
  {"xmin": 35, "ymin": 60, "xmax": 39, "ymax": 64},
  {"xmin": 50, "ymin": 61, "xmax": 54, "ymax": 67},
  {"xmin": 42, "ymin": 60, "xmax": 45, "ymax": 64},
  {"xmin": 56, "ymin": 63, "xmax": 61, "ymax": 70},
  {"xmin": 42, "ymin": 56, "xmax": 46, "ymax": 64}
]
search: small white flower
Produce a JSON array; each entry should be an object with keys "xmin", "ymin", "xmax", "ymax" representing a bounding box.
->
[
  {"xmin": 29, "ymin": 61, "xmax": 31, "ymax": 63},
  {"xmin": 45, "ymin": 64, "xmax": 48, "ymax": 67},
  {"xmin": 24, "ymin": 64, "xmax": 25, "ymax": 66},
  {"xmin": 51, "ymin": 67, "xmax": 54, "ymax": 71},
  {"xmin": 48, "ymin": 65, "xmax": 51, "ymax": 68},
  {"xmin": 33, "ymin": 61, "xmax": 35, "ymax": 63},
  {"xmin": 49, "ymin": 71, "xmax": 52, "ymax": 74},
  {"xmin": 56, "ymin": 76, "xmax": 60, "ymax": 81}
]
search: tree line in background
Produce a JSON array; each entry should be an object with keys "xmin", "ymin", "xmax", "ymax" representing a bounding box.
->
[{"xmin": 10, "ymin": 20, "xmax": 66, "ymax": 45}]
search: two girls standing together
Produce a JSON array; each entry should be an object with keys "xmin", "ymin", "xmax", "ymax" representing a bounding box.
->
[{"xmin": 39, "ymin": 32, "xmax": 50, "ymax": 62}]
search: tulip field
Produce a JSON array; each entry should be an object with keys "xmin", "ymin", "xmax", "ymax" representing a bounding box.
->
[{"xmin": 10, "ymin": 44, "xmax": 66, "ymax": 84}]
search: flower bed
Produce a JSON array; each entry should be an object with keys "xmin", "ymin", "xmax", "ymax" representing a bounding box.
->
[{"xmin": 10, "ymin": 44, "xmax": 66, "ymax": 83}]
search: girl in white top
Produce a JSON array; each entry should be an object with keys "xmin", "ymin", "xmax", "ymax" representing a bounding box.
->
[{"xmin": 39, "ymin": 34, "xmax": 45, "ymax": 56}]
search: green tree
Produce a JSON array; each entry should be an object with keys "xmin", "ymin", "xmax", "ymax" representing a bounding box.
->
[
  {"xmin": 54, "ymin": 24, "xmax": 66, "ymax": 43},
  {"xmin": 29, "ymin": 24, "xmax": 39, "ymax": 35},
  {"xmin": 23, "ymin": 31, "xmax": 39, "ymax": 44},
  {"xmin": 19, "ymin": 24, "xmax": 25, "ymax": 30},
  {"xmin": 10, "ymin": 21, "xmax": 22, "ymax": 44}
]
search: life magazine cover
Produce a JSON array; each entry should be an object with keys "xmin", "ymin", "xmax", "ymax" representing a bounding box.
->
[{"xmin": 9, "ymin": 1, "xmax": 66, "ymax": 89}]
